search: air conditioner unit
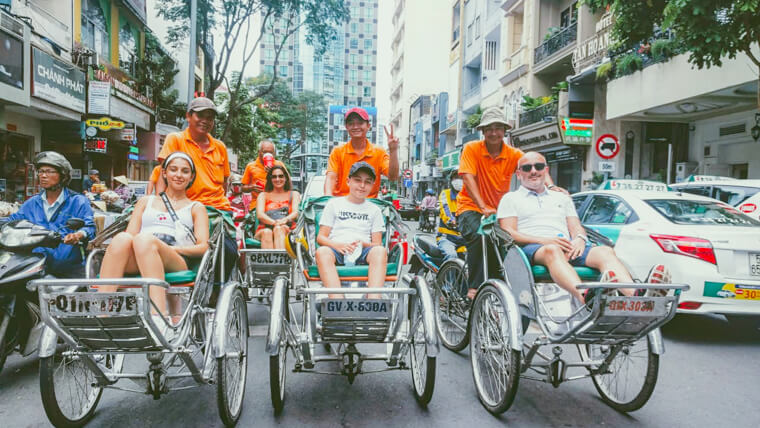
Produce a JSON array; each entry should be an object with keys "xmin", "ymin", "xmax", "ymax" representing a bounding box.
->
[{"xmin": 675, "ymin": 162, "xmax": 697, "ymax": 181}]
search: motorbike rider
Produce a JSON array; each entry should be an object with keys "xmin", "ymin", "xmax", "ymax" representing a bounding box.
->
[
  {"xmin": 3, "ymin": 152, "xmax": 95, "ymax": 278},
  {"xmin": 436, "ymin": 170, "xmax": 466, "ymax": 262},
  {"xmin": 419, "ymin": 188, "xmax": 437, "ymax": 229}
]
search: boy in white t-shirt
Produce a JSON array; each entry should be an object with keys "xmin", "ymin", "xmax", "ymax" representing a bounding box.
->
[{"xmin": 316, "ymin": 161, "xmax": 387, "ymax": 298}]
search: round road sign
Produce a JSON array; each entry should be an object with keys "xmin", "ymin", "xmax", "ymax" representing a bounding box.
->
[
  {"xmin": 403, "ymin": 169, "xmax": 413, "ymax": 179},
  {"xmin": 596, "ymin": 134, "xmax": 620, "ymax": 160}
]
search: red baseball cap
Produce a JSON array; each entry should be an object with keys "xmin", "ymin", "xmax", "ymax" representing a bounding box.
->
[{"xmin": 344, "ymin": 107, "xmax": 369, "ymax": 122}]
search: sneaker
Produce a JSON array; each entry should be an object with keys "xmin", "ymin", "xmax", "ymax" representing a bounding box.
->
[
  {"xmin": 637, "ymin": 264, "xmax": 671, "ymax": 297},
  {"xmin": 585, "ymin": 270, "xmax": 619, "ymax": 307}
]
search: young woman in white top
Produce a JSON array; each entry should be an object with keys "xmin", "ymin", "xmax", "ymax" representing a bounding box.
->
[{"xmin": 99, "ymin": 152, "xmax": 209, "ymax": 319}]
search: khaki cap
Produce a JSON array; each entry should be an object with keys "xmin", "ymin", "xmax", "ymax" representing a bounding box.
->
[
  {"xmin": 187, "ymin": 97, "xmax": 218, "ymax": 113},
  {"xmin": 477, "ymin": 106, "xmax": 512, "ymax": 130}
]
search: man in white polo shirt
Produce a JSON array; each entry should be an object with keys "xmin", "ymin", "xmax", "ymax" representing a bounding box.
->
[{"xmin": 496, "ymin": 151, "xmax": 642, "ymax": 304}]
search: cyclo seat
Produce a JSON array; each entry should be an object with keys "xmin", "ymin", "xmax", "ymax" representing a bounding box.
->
[
  {"xmin": 513, "ymin": 245, "xmax": 600, "ymax": 281},
  {"xmin": 299, "ymin": 196, "xmax": 400, "ymax": 280}
]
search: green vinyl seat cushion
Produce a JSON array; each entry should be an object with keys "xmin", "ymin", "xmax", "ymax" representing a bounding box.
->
[
  {"xmin": 306, "ymin": 262, "xmax": 399, "ymax": 278},
  {"xmin": 531, "ymin": 265, "xmax": 600, "ymax": 282}
]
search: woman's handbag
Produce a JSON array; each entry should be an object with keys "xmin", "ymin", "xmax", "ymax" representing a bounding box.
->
[
  {"xmin": 159, "ymin": 192, "xmax": 197, "ymax": 246},
  {"xmin": 264, "ymin": 191, "xmax": 293, "ymax": 223}
]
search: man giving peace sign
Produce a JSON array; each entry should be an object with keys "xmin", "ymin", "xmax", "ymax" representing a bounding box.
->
[{"xmin": 324, "ymin": 107, "xmax": 400, "ymax": 197}]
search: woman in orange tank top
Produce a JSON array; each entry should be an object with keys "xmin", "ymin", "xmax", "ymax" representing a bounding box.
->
[{"xmin": 255, "ymin": 165, "xmax": 301, "ymax": 249}]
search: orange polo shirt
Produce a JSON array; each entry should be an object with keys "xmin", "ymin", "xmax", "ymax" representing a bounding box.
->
[
  {"xmin": 456, "ymin": 140, "xmax": 523, "ymax": 215},
  {"xmin": 149, "ymin": 165, "xmax": 161, "ymax": 183},
  {"xmin": 158, "ymin": 129, "xmax": 231, "ymax": 211},
  {"xmin": 327, "ymin": 139, "xmax": 389, "ymax": 198},
  {"xmin": 241, "ymin": 157, "xmax": 286, "ymax": 210}
]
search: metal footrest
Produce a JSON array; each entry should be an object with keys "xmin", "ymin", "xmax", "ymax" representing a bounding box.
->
[
  {"xmin": 242, "ymin": 249, "xmax": 292, "ymax": 288},
  {"xmin": 321, "ymin": 318, "xmax": 391, "ymax": 342},
  {"xmin": 56, "ymin": 315, "xmax": 161, "ymax": 351}
]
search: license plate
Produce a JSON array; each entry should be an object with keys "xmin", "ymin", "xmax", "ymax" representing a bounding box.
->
[
  {"xmin": 603, "ymin": 297, "xmax": 666, "ymax": 317},
  {"xmin": 322, "ymin": 299, "xmax": 391, "ymax": 319},
  {"xmin": 47, "ymin": 293, "xmax": 138, "ymax": 316},
  {"xmin": 248, "ymin": 251, "xmax": 290, "ymax": 266},
  {"xmin": 750, "ymin": 253, "xmax": 760, "ymax": 277}
]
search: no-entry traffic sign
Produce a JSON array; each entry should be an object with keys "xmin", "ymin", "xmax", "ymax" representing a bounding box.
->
[{"xmin": 596, "ymin": 134, "xmax": 620, "ymax": 160}]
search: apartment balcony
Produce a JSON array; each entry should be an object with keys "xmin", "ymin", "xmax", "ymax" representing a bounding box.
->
[
  {"xmin": 499, "ymin": 46, "xmax": 528, "ymax": 86},
  {"xmin": 534, "ymin": 22, "xmax": 577, "ymax": 67},
  {"xmin": 425, "ymin": 151, "xmax": 437, "ymax": 166},
  {"xmin": 518, "ymin": 101, "xmax": 557, "ymax": 128},
  {"xmin": 462, "ymin": 84, "xmax": 481, "ymax": 112}
]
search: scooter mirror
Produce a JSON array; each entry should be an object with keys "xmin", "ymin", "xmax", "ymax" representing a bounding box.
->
[{"xmin": 65, "ymin": 218, "xmax": 86, "ymax": 230}]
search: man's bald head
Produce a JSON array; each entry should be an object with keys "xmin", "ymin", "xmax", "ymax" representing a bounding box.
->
[
  {"xmin": 259, "ymin": 140, "xmax": 276, "ymax": 161},
  {"xmin": 518, "ymin": 151, "xmax": 546, "ymax": 167}
]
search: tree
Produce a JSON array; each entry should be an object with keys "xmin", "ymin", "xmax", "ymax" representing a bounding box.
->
[
  {"xmin": 135, "ymin": 32, "xmax": 187, "ymax": 127},
  {"xmin": 583, "ymin": 0, "xmax": 760, "ymax": 109}
]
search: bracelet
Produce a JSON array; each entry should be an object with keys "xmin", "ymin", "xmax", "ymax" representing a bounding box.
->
[{"xmin": 547, "ymin": 184, "xmax": 556, "ymax": 189}]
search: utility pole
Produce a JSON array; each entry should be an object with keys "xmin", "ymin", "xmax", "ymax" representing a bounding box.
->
[{"xmin": 187, "ymin": 0, "xmax": 197, "ymax": 104}]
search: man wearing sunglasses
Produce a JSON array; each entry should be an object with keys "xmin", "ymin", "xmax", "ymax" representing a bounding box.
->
[
  {"xmin": 497, "ymin": 152, "xmax": 639, "ymax": 303},
  {"xmin": 457, "ymin": 107, "xmax": 561, "ymax": 298}
]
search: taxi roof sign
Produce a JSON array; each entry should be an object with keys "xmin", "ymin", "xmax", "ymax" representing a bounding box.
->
[
  {"xmin": 600, "ymin": 179, "xmax": 671, "ymax": 192},
  {"xmin": 686, "ymin": 175, "xmax": 733, "ymax": 182}
]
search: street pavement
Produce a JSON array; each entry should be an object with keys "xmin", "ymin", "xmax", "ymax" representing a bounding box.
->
[{"xmin": 1, "ymin": 221, "xmax": 758, "ymax": 427}]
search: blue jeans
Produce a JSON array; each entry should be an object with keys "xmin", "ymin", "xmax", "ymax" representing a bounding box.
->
[{"xmin": 437, "ymin": 236, "xmax": 463, "ymax": 263}]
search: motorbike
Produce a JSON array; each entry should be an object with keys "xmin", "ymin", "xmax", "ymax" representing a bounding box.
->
[
  {"xmin": 0, "ymin": 217, "xmax": 85, "ymax": 374},
  {"xmin": 418, "ymin": 207, "xmax": 437, "ymax": 233}
]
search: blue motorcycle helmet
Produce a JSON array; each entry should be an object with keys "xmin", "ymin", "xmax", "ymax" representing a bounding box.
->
[{"xmin": 426, "ymin": 188, "xmax": 435, "ymax": 195}]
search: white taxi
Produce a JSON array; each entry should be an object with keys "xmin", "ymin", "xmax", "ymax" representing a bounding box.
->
[
  {"xmin": 573, "ymin": 180, "xmax": 760, "ymax": 329},
  {"xmin": 670, "ymin": 176, "xmax": 760, "ymax": 222}
]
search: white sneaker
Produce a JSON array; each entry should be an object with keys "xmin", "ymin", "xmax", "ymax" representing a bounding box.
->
[{"xmin": 641, "ymin": 264, "xmax": 671, "ymax": 297}]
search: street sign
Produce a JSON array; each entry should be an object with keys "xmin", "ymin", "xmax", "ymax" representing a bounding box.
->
[
  {"xmin": 403, "ymin": 169, "xmax": 413, "ymax": 179},
  {"xmin": 595, "ymin": 134, "xmax": 620, "ymax": 159},
  {"xmin": 404, "ymin": 178, "xmax": 413, "ymax": 188},
  {"xmin": 599, "ymin": 161, "xmax": 616, "ymax": 173}
]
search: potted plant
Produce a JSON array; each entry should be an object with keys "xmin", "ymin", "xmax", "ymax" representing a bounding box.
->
[{"xmin": 615, "ymin": 53, "xmax": 643, "ymax": 77}]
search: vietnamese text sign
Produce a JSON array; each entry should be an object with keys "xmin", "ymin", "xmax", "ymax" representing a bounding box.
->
[
  {"xmin": 32, "ymin": 47, "xmax": 86, "ymax": 112},
  {"xmin": 88, "ymin": 81, "xmax": 110, "ymax": 114}
]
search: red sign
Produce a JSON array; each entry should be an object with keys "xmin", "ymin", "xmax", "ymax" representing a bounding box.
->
[
  {"xmin": 403, "ymin": 169, "xmax": 413, "ymax": 179},
  {"xmin": 596, "ymin": 134, "xmax": 620, "ymax": 159},
  {"xmin": 84, "ymin": 138, "xmax": 107, "ymax": 154},
  {"xmin": 740, "ymin": 203, "xmax": 757, "ymax": 214}
]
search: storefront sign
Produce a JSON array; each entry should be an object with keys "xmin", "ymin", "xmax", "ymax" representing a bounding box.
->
[
  {"xmin": 511, "ymin": 123, "xmax": 562, "ymax": 149},
  {"xmin": 127, "ymin": 153, "xmax": 139, "ymax": 160},
  {"xmin": 544, "ymin": 148, "xmax": 580, "ymax": 163},
  {"xmin": 110, "ymin": 95, "xmax": 150, "ymax": 130},
  {"xmin": 93, "ymin": 69, "xmax": 155, "ymax": 110},
  {"xmin": 71, "ymin": 169, "xmax": 82, "ymax": 180},
  {"xmin": 572, "ymin": 12, "xmax": 614, "ymax": 73},
  {"xmin": 560, "ymin": 118, "xmax": 593, "ymax": 145},
  {"xmin": 0, "ymin": 30, "xmax": 24, "ymax": 89},
  {"xmin": 32, "ymin": 47, "xmax": 86, "ymax": 112},
  {"xmin": 84, "ymin": 138, "xmax": 108, "ymax": 153},
  {"xmin": 86, "ymin": 117, "xmax": 125, "ymax": 131},
  {"xmin": 596, "ymin": 134, "xmax": 620, "ymax": 159},
  {"xmin": 88, "ymin": 81, "xmax": 110, "ymax": 114},
  {"xmin": 599, "ymin": 161, "xmax": 616, "ymax": 173},
  {"xmin": 129, "ymin": 146, "xmax": 139, "ymax": 154},
  {"xmin": 120, "ymin": 127, "xmax": 136, "ymax": 142}
]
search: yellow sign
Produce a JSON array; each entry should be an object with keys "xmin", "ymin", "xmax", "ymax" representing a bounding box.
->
[{"xmin": 85, "ymin": 117, "xmax": 125, "ymax": 131}]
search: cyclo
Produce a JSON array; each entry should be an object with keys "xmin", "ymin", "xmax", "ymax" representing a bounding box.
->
[
  {"xmin": 27, "ymin": 207, "xmax": 249, "ymax": 427},
  {"xmin": 428, "ymin": 215, "xmax": 687, "ymax": 414},
  {"xmin": 261, "ymin": 196, "xmax": 438, "ymax": 413}
]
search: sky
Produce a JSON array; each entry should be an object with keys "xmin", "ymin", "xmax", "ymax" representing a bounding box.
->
[{"xmin": 146, "ymin": 0, "xmax": 392, "ymax": 123}]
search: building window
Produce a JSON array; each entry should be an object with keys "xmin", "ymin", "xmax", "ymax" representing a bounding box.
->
[
  {"xmin": 310, "ymin": 141, "xmax": 320, "ymax": 152},
  {"xmin": 119, "ymin": 21, "xmax": 137, "ymax": 75},
  {"xmin": 475, "ymin": 16, "xmax": 480, "ymax": 39},
  {"xmin": 350, "ymin": 23, "xmax": 358, "ymax": 33},
  {"xmin": 280, "ymin": 49, "xmax": 289, "ymax": 61},
  {"xmin": 264, "ymin": 65, "xmax": 274, "ymax": 75},
  {"xmin": 364, "ymin": 39, "xmax": 372, "ymax": 50},
  {"xmin": 364, "ymin": 8, "xmax": 373, "ymax": 19},
  {"xmin": 560, "ymin": 2, "xmax": 578, "ymax": 28},
  {"xmin": 350, "ymin": 38, "xmax": 358, "ymax": 49},
  {"xmin": 349, "ymin": 86, "xmax": 357, "ymax": 97},
  {"xmin": 279, "ymin": 65, "xmax": 288, "ymax": 76},
  {"xmin": 363, "ymin": 86, "xmax": 371, "ymax": 97},
  {"xmin": 452, "ymin": 2, "xmax": 461, "ymax": 43},
  {"xmin": 363, "ymin": 55, "xmax": 372, "ymax": 67},
  {"xmin": 350, "ymin": 69, "xmax": 357, "ymax": 81},
  {"xmin": 350, "ymin": 54, "xmax": 357, "ymax": 65},
  {"xmin": 81, "ymin": 0, "xmax": 110, "ymax": 61},
  {"xmin": 467, "ymin": 23, "xmax": 473, "ymax": 45},
  {"xmin": 484, "ymin": 40, "xmax": 497, "ymax": 71},
  {"xmin": 363, "ymin": 70, "xmax": 371, "ymax": 81},
  {"xmin": 365, "ymin": 23, "xmax": 372, "ymax": 34}
]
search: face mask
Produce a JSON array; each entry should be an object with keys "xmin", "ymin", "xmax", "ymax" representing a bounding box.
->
[{"xmin": 451, "ymin": 179, "xmax": 463, "ymax": 192}]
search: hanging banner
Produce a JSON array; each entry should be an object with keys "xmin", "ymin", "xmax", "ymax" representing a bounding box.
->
[
  {"xmin": 88, "ymin": 81, "xmax": 110, "ymax": 114},
  {"xmin": 32, "ymin": 47, "xmax": 86, "ymax": 112}
]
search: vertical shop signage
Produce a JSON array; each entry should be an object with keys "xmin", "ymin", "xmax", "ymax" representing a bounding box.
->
[
  {"xmin": 88, "ymin": 81, "xmax": 111, "ymax": 114},
  {"xmin": 32, "ymin": 47, "xmax": 86, "ymax": 112}
]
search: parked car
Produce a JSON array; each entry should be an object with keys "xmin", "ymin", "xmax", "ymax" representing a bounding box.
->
[
  {"xmin": 670, "ymin": 176, "xmax": 760, "ymax": 222},
  {"xmin": 398, "ymin": 198, "xmax": 419, "ymax": 220},
  {"xmin": 572, "ymin": 185, "xmax": 760, "ymax": 330}
]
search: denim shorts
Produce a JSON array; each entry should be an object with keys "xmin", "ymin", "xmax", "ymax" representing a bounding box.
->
[
  {"xmin": 331, "ymin": 246, "xmax": 372, "ymax": 265},
  {"xmin": 521, "ymin": 243, "xmax": 592, "ymax": 267}
]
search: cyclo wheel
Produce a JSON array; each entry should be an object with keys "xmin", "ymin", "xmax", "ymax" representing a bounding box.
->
[
  {"xmin": 434, "ymin": 261, "xmax": 469, "ymax": 352},
  {"xmin": 40, "ymin": 343, "xmax": 103, "ymax": 427},
  {"xmin": 269, "ymin": 285, "xmax": 289, "ymax": 414},
  {"xmin": 408, "ymin": 293, "xmax": 436, "ymax": 405},
  {"xmin": 217, "ymin": 288, "xmax": 249, "ymax": 426},
  {"xmin": 587, "ymin": 336, "xmax": 659, "ymax": 412},
  {"xmin": 469, "ymin": 284, "xmax": 521, "ymax": 414}
]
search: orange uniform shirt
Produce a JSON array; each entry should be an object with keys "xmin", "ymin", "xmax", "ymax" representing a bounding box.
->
[
  {"xmin": 327, "ymin": 139, "xmax": 389, "ymax": 198},
  {"xmin": 241, "ymin": 158, "xmax": 286, "ymax": 210},
  {"xmin": 456, "ymin": 140, "xmax": 523, "ymax": 215},
  {"xmin": 158, "ymin": 129, "xmax": 231, "ymax": 211},
  {"xmin": 149, "ymin": 165, "xmax": 161, "ymax": 183}
]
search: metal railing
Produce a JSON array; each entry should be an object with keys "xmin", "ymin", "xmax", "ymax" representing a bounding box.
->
[
  {"xmin": 534, "ymin": 22, "xmax": 577, "ymax": 65},
  {"xmin": 518, "ymin": 101, "xmax": 558, "ymax": 128}
]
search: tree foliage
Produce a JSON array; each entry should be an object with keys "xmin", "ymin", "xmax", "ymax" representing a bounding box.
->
[
  {"xmin": 134, "ymin": 32, "xmax": 187, "ymax": 127},
  {"xmin": 583, "ymin": 0, "xmax": 760, "ymax": 107}
]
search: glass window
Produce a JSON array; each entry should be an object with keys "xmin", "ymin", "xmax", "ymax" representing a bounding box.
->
[
  {"xmin": 363, "ymin": 70, "xmax": 371, "ymax": 81},
  {"xmin": 350, "ymin": 54, "xmax": 357, "ymax": 65},
  {"xmin": 582, "ymin": 196, "xmax": 633, "ymax": 224},
  {"xmin": 572, "ymin": 195, "xmax": 587, "ymax": 212},
  {"xmin": 560, "ymin": 2, "xmax": 579, "ymax": 28},
  {"xmin": 646, "ymin": 199, "xmax": 760, "ymax": 226},
  {"xmin": 265, "ymin": 49, "xmax": 274, "ymax": 60},
  {"xmin": 279, "ymin": 65, "xmax": 288, "ymax": 76},
  {"xmin": 263, "ymin": 65, "xmax": 274, "ymax": 75},
  {"xmin": 350, "ymin": 38, "xmax": 358, "ymax": 49},
  {"xmin": 364, "ymin": 39, "xmax": 372, "ymax": 50},
  {"xmin": 711, "ymin": 185, "xmax": 760, "ymax": 205},
  {"xmin": 363, "ymin": 86, "xmax": 371, "ymax": 97},
  {"xmin": 350, "ymin": 23, "xmax": 358, "ymax": 33},
  {"xmin": 81, "ymin": 0, "xmax": 109, "ymax": 60},
  {"xmin": 365, "ymin": 23, "xmax": 372, "ymax": 34},
  {"xmin": 119, "ymin": 21, "xmax": 137, "ymax": 75},
  {"xmin": 363, "ymin": 55, "xmax": 372, "ymax": 67},
  {"xmin": 310, "ymin": 141, "xmax": 320, "ymax": 152},
  {"xmin": 349, "ymin": 69, "xmax": 357, "ymax": 81}
]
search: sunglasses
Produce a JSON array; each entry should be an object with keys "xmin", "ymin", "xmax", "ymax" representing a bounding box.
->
[{"xmin": 519, "ymin": 163, "xmax": 546, "ymax": 173}]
